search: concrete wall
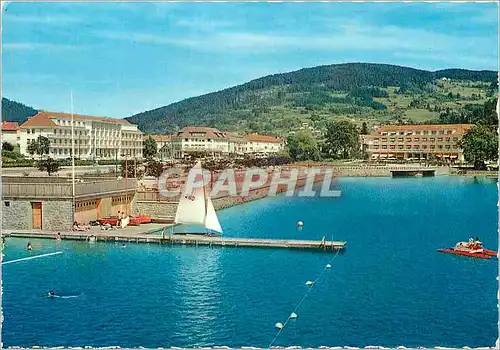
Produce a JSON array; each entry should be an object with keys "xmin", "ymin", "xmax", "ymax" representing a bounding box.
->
[
  {"xmin": 135, "ymin": 201, "xmax": 177, "ymax": 218},
  {"xmin": 2, "ymin": 199, "xmax": 73, "ymax": 231},
  {"xmin": 43, "ymin": 200, "xmax": 73, "ymax": 231},
  {"xmin": 2, "ymin": 200, "xmax": 32, "ymax": 230}
]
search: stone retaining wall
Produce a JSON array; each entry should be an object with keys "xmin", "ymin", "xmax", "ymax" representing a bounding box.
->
[
  {"xmin": 2, "ymin": 199, "xmax": 73, "ymax": 231},
  {"xmin": 134, "ymin": 177, "xmax": 312, "ymax": 219}
]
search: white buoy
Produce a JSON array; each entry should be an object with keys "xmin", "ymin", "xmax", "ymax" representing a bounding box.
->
[
  {"xmin": 326, "ymin": 264, "xmax": 332, "ymax": 269},
  {"xmin": 290, "ymin": 312, "xmax": 298, "ymax": 319},
  {"xmin": 297, "ymin": 221, "xmax": 303, "ymax": 227},
  {"xmin": 275, "ymin": 322, "xmax": 284, "ymax": 329},
  {"xmin": 305, "ymin": 280, "xmax": 314, "ymax": 286}
]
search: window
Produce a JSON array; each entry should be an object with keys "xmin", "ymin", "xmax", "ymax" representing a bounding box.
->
[
  {"xmin": 372, "ymin": 145, "xmax": 379, "ymax": 150},
  {"xmin": 423, "ymin": 131, "xmax": 429, "ymax": 135},
  {"xmin": 4, "ymin": 201, "xmax": 10, "ymax": 207},
  {"xmin": 430, "ymin": 138, "xmax": 435, "ymax": 142},
  {"xmin": 438, "ymin": 145, "xmax": 443, "ymax": 149},
  {"xmin": 422, "ymin": 145, "xmax": 427, "ymax": 149},
  {"xmin": 414, "ymin": 138, "xmax": 420, "ymax": 142},
  {"xmin": 446, "ymin": 130, "xmax": 452, "ymax": 135},
  {"xmin": 439, "ymin": 130, "xmax": 445, "ymax": 135},
  {"xmin": 415, "ymin": 131, "xmax": 421, "ymax": 135},
  {"xmin": 430, "ymin": 145, "xmax": 435, "ymax": 149},
  {"xmin": 431, "ymin": 131, "xmax": 436, "ymax": 135},
  {"xmin": 445, "ymin": 145, "xmax": 451, "ymax": 149},
  {"xmin": 453, "ymin": 137, "xmax": 458, "ymax": 141},
  {"xmin": 413, "ymin": 145, "xmax": 420, "ymax": 149},
  {"xmin": 406, "ymin": 138, "xmax": 411, "ymax": 142},
  {"xmin": 437, "ymin": 138, "xmax": 443, "ymax": 141},
  {"xmin": 422, "ymin": 138, "xmax": 427, "ymax": 142},
  {"xmin": 390, "ymin": 145, "xmax": 396, "ymax": 149},
  {"xmin": 445, "ymin": 137, "xmax": 450, "ymax": 142},
  {"xmin": 398, "ymin": 138, "xmax": 404, "ymax": 142},
  {"xmin": 382, "ymin": 145, "xmax": 387, "ymax": 149}
]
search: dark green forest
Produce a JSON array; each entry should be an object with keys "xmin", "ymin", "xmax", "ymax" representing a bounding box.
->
[
  {"xmin": 1, "ymin": 98, "xmax": 38, "ymax": 124},
  {"xmin": 126, "ymin": 63, "xmax": 497, "ymax": 134}
]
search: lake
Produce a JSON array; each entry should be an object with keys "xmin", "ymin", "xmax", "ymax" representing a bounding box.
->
[{"xmin": 3, "ymin": 176, "xmax": 498, "ymax": 348}]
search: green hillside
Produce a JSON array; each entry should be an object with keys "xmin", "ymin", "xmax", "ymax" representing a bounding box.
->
[
  {"xmin": 1, "ymin": 97, "xmax": 38, "ymax": 125},
  {"xmin": 126, "ymin": 63, "xmax": 497, "ymax": 136}
]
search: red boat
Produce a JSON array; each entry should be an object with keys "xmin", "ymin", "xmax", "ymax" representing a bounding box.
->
[{"xmin": 438, "ymin": 240, "xmax": 495, "ymax": 259}]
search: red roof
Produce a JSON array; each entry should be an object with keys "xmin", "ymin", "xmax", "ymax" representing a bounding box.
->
[
  {"xmin": 20, "ymin": 111, "xmax": 134, "ymax": 128},
  {"xmin": 2, "ymin": 121, "xmax": 19, "ymax": 132},
  {"xmin": 375, "ymin": 124, "xmax": 473, "ymax": 135},
  {"xmin": 245, "ymin": 134, "xmax": 283, "ymax": 143},
  {"xmin": 20, "ymin": 113, "xmax": 57, "ymax": 128}
]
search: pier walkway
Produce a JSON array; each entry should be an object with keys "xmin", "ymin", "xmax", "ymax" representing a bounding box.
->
[{"xmin": 3, "ymin": 226, "xmax": 346, "ymax": 252}]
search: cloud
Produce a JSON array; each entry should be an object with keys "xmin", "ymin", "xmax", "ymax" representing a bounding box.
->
[
  {"xmin": 174, "ymin": 18, "xmax": 235, "ymax": 30},
  {"xmin": 3, "ymin": 42, "xmax": 80, "ymax": 51},
  {"xmin": 95, "ymin": 19, "xmax": 495, "ymax": 56},
  {"xmin": 5, "ymin": 13, "xmax": 82, "ymax": 25}
]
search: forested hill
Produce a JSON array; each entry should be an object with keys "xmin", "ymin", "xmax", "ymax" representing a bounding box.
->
[
  {"xmin": 2, "ymin": 98, "xmax": 38, "ymax": 124},
  {"xmin": 126, "ymin": 63, "xmax": 497, "ymax": 134}
]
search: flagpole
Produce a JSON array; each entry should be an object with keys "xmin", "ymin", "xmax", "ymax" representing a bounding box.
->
[{"xmin": 71, "ymin": 90, "xmax": 75, "ymax": 222}]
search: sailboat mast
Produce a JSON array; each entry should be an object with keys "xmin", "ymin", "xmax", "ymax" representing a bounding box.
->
[{"xmin": 71, "ymin": 90, "xmax": 75, "ymax": 221}]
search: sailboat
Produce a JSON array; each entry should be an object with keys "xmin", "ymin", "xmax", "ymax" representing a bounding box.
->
[{"xmin": 173, "ymin": 161, "xmax": 223, "ymax": 236}]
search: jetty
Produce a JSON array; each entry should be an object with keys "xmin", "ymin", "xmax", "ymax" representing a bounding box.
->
[{"xmin": 3, "ymin": 228, "xmax": 346, "ymax": 252}]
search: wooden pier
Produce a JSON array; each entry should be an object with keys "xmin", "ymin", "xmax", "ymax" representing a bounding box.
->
[{"xmin": 3, "ymin": 230, "xmax": 346, "ymax": 252}]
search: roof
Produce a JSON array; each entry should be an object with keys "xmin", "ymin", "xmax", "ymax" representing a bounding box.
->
[
  {"xmin": 145, "ymin": 134, "xmax": 172, "ymax": 142},
  {"xmin": 20, "ymin": 113, "xmax": 57, "ymax": 128},
  {"xmin": 2, "ymin": 121, "xmax": 19, "ymax": 132},
  {"xmin": 374, "ymin": 124, "xmax": 473, "ymax": 135},
  {"xmin": 245, "ymin": 134, "xmax": 283, "ymax": 143},
  {"xmin": 20, "ymin": 111, "xmax": 134, "ymax": 128},
  {"xmin": 175, "ymin": 127, "xmax": 227, "ymax": 139}
]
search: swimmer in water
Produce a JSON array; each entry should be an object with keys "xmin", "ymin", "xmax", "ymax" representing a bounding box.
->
[
  {"xmin": 27, "ymin": 242, "xmax": 32, "ymax": 251},
  {"xmin": 121, "ymin": 243, "xmax": 126, "ymax": 248},
  {"xmin": 56, "ymin": 232, "xmax": 61, "ymax": 241},
  {"xmin": 48, "ymin": 291, "xmax": 55, "ymax": 297}
]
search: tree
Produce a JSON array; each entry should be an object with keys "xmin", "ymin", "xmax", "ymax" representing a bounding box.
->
[
  {"xmin": 2, "ymin": 142, "xmax": 14, "ymax": 151},
  {"xmin": 323, "ymin": 120, "xmax": 360, "ymax": 159},
  {"xmin": 37, "ymin": 136, "xmax": 50, "ymax": 158},
  {"xmin": 145, "ymin": 159, "xmax": 164, "ymax": 178},
  {"xmin": 143, "ymin": 136, "xmax": 158, "ymax": 159},
  {"xmin": 286, "ymin": 131, "xmax": 320, "ymax": 162},
  {"xmin": 37, "ymin": 158, "xmax": 61, "ymax": 176},
  {"xmin": 27, "ymin": 141, "xmax": 39, "ymax": 159},
  {"xmin": 459, "ymin": 125, "xmax": 498, "ymax": 169},
  {"xmin": 360, "ymin": 122, "xmax": 369, "ymax": 135}
]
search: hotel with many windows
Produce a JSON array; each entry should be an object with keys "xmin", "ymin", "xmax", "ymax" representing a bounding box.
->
[
  {"xmin": 19, "ymin": 111, "xmax": 143, "ymax": 160},
  {"xmin": 361, "ymin": 124, "xmax": 473, "ymax": 162}
]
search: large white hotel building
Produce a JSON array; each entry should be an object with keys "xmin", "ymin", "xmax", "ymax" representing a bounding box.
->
[{"xmin": 19, "ymin": 111, "xmax": 143, "ymax": 160}]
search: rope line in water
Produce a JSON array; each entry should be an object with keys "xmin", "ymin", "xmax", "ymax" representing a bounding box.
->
[
  {"xmin": 2, "ymin": 251, "xmax": 63, "ymax": 265},
  {"xmin": 267, "ymin": 248, "xmax": 341, "ymax": 349}
]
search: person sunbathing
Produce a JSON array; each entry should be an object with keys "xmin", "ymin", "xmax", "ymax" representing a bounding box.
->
[{"xmin": 73, "ymin": 222, "xmax": 90, "ymax": 231}]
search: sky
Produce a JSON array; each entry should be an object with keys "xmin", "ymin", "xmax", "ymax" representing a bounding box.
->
[{"xmin": 2, "ymin": 1, "xmax": 498, "ymax": 118}]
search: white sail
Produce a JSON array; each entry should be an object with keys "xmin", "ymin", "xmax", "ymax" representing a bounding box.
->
[
  {"xmin": 205, "ymin": 196, "xmax": 223, "ymax": 233},
  {"xmin": 174, "ymin": 161, "xmax": 206, "ymax": 226}
]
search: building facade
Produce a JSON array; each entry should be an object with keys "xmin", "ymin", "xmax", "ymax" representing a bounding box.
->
[
  {"xmin": 19, "ymin": 111, "xmax": 143, "ymax": 160},
  {"xmin": 163, "ymin": 127, "xmax": 284, "ymax": 159},
  {"xmin": 361, "ymin": 124, "xmax": 473, "ymax": 162},
  {"xmin": 2, "ymin": 122, "xmax": 20, "ymax": 148},
  {"xmin": 245, "ymin": 134, "xmax": 284, "ymax": 155}
]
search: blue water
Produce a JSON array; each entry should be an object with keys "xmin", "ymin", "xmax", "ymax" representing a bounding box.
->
[{"xmin": 3, "ymin": 177, "xmax": 498, "ymax": 348}]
